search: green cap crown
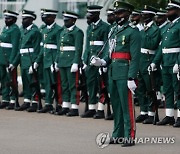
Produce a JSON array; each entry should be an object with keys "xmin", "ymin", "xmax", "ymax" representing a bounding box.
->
[{"xmin": 113, "ymin": 1, "xmax": 134, "ymax": 12}]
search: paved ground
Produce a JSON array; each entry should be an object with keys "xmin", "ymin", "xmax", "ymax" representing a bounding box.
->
[{"xmin": 0, "ymin": 100, "xmax": 179, "ymax": 154}]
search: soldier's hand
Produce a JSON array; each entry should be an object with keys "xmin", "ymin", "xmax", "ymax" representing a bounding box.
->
[
  {"xmin": 148, "ymin": 63, "xmax": 157, "ymax": 72},
  {"xmin": 82, "ymin": 63, "xmax": 87, "ymax": 70},
  {"xmin": 90, "ymin": 55, "xmax": 106, "ymax": 66},
  {"xmin": 102, "ymin": 67, "xmax": 108, "ymax": 73},
  {"xmin": 33, "ymin": 62, "xmax": 38, "ymax": 69},
  {"xmin": 50, "ymin": 62, "xmax": 59, "ymax": 73},
  {"xmin": 127, "ymin": 80, "xmax": 137, "ymax": 95},
  {"xmin": 71, "ymin": 63, "xmax": 78, "ymax": 72},
  {"xmin": 28, "ymin": 65, "xmax": 33, "ymax": 74},
  {"xmin": 173, "ymin": 64, "xmax": 179, "ymax": 74},
  {"xmin": 177, "ymin": 72, "xmax": 180, "ymax": 80},
  {"xmin": 8, "ymin": 64, "xmax": 15, "ymax": 72}
]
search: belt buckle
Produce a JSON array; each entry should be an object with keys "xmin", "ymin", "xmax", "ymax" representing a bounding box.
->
[
  {"xmin": 44, "ymin": 44, "xmax": 47, "ymax": 48},
  {"xmin": 60, "ymin": 46, "xmax": 63, "ymax": 51}
]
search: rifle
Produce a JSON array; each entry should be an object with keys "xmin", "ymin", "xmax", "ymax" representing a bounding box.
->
[
  {"xmin": 147, "ymin": 52, "xmax": 159, "ymax": 125},
  {"xmin": 1, "ymin": 47, "xmax": 20, "ymax": 108},
  {"xmin": 99, "ymin": 67, "xmax": 111, "ymax": 118},
  {"xmin": 28, "ymin": 49, "xmax": 42, "ymax": 110},
  {"xmin": 50, "ymin": 52, "xmax": 61, "ymax": 113},
  {"xmin": 77, "ymin": 66, "xmax": 89, "ymax": 112}
]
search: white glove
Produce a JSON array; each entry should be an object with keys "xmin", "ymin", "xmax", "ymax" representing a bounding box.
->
[
  {"xmin": 8, "ymin": 64, "xmax": 15, "ymax": 72},
  {"xmin": 33, "ymin": 62, "xmax": 38, "ymax": 69},
  {"xmin": 177, "ymin": 72, "xmax": 180, "ymax": 80},
  {"xmin": 148, "ymin": 63, "xmax": 157, "ymax": 72},
  {"xmin": 82, "ymin": 63, "xmax": 87, "ymax": 70},
  {"xmin": 99, "ymin": 67, "xmax": 108, "ymax": 75},
  {"xmin": 127, "ymin": 80, "xmax": 137, "ymax": 94},
  {"xmin": 103, "ymin": 67, "xmax": 107, "ymax": 73},
  {"xmin": 90, "ymin": 55, "xmax": 106, "ymax": 66},
  {"xmin": 173, "ymin": 64, "xmax": 179, "ymax": 74},
  {"xmin": 28, "ymin": 65, "xmax": 33, "ymax": 74},
  {"xmin": 28, "ymin": 62, "xmax": 38, "ymax": 74},
  {"xmin": 71, "ymin": 63, "xmax": 78, "ymax": 72},
  {"xmin": 50, "ymin": 62, "xmax": 59, "ymax": 72}
]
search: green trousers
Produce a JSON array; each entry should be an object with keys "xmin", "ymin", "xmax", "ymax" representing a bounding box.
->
[
  {"xmin": 85, "ymin": 66, "xmax": 99, "ymax": 104},
  {"xmin": 38, "ymin": 63, "xmax": 45, "ymax": 90},
  {"xmin": 162, "ymin": 66, "xmax": 180, "ymax": 109},
  {"xmin": 137, "ymin": 72, "xmax": 151, "ymax": 112},
  {"xmin": 110, "ymin": 79, "xmax": 136, "ymax": 139},
  {"xmin": 44, "ymin": 68, "xmax": 55, "ymax": 104},
  {"xmin": 21, "ymin": 68, "xmax": 37, "ymax": 101},
  {"xmin": 59, "ymin": 67, "xmax": 80, "ymax": 104},
  {"xmin": 0, "ymin": 65, "xmax": 17, "ymax": 102}
]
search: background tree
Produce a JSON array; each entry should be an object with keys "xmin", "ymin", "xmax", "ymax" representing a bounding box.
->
[{"xmin": 117, "ymin": 0, "xmax": 169, "ymax": 9}]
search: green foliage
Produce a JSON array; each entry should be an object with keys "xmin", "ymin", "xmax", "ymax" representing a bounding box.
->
[{"xmin": 124, "ymin": 0, "xmax": 169, "ymax": 9}]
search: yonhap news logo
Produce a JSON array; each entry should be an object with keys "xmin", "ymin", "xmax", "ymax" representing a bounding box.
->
[
  {"xmin": 95, "ymin": 132, "xmax": 175, "ymax": 148},
  {"xmin": 96, "ymin": 132, "xmax": 111, "ymax": 148}
]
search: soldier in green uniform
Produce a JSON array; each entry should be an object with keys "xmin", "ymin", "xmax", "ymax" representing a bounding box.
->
[
  {"xmin": 54, "ymin": 11, "xmax": 84, "ymax": 116},
  {"xmin": 101, "ymin": 8, "xmax": 117, "ymax": 120},
  {"xmin": 91, "ymin": 1, "xmax": 140, "ymax": 146},
  {"xmin": 34, "ymin": 9, "xmax": 62, "ymax": 113},
  {"xmin": 38, "ymin": 9, "xmax": 46, "ymax": 98},
  {"xmin": 9, "ymin": 10, "xmax": 41, "ymax": 111},
  {"xmin": 82, "ymin": 5, "xmax": 109, "ymax": 118},
  {"xmin": 130, "ymin": 10, "xmax": 143, "ymax": 107},
  {"xmin": 149, "ymin": 0, "xmax": 180, "ymax": 127},
  {"xmin": 136, "ymin": 6, "xmax": 161, "ymax": 124},
  {"xmin": 154, "ymin": 8, "xmax": 170, "ymax": 108},
  {"xmin": 0, "ymin": 10, "xmax": 20, "ymax": 109}
]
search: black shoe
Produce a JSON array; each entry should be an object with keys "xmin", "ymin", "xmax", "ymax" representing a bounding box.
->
[
  {"xmin": 105, "ymin": 113, "xmax": 114, "ymax": 120},
  {"xmin": 37, "ymin": 105, "xmax": 53, "ymax": 113},
  {"xmin": 93, "ymin": 110, "xmax": 105, "ymax": 119},
  {"xmin": 6, "ymin": 103, "xmax": 15, "ymax": 110},
  {"xmin": 27, "ymin": 103, "xmax": 38, "ymax": 112},
  {"xmin": 121, "ymin": 139, "xmax": 135, "ymax": 147},
  {"xmin": 134, "ymin": 98, "xmax": 139, "ymax": 106},
  {"xmin": 19, "ymin": 91, "xmax": 24, "ymax": 97},
  {"xmin": 173, "ymin": 118, "xmax": 180, "ymax": 128},
  {"xmin": 159, "ymin": 101, "xmax": 165, "ymax": 108},
  {"xmin": 49, "ymin": 105, "xmax": 62, "ymax": 114},
  {"xmin": 157, "ymin": 116, "xmax": 175, "ymax": 125},
  {"xmin": 15, "ymin": 102, "xmax": 30, "ymax": 111},
  {"xmin": 81, "ymin": 110, "xmax": 96, "ymax": 118},
  {"xmin": 109, "ymin": 137, "xmax": 123, "ymax": 144},
  {"xmin": 136, "ymin": 114, "xmax": 148, "ymax": 123},
  {"xmin": 0, "ymin": 102, "xmax": 9, "ymax": 109},
  {"xmin": 66, "ymin": 109, "xmax": 79, "ymax": 117},
  {"xmin": 143, "ymin": 116, "xmax": 154, "ymax": 124},
  {"xmin": 56, "ymin": 108, "xmax": 69, "ymax": 115}
]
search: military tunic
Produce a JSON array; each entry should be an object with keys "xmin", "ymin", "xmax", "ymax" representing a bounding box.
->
[{"xmin": 0, "ymin": 23, "xmax": 20, "ymax": 102}]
